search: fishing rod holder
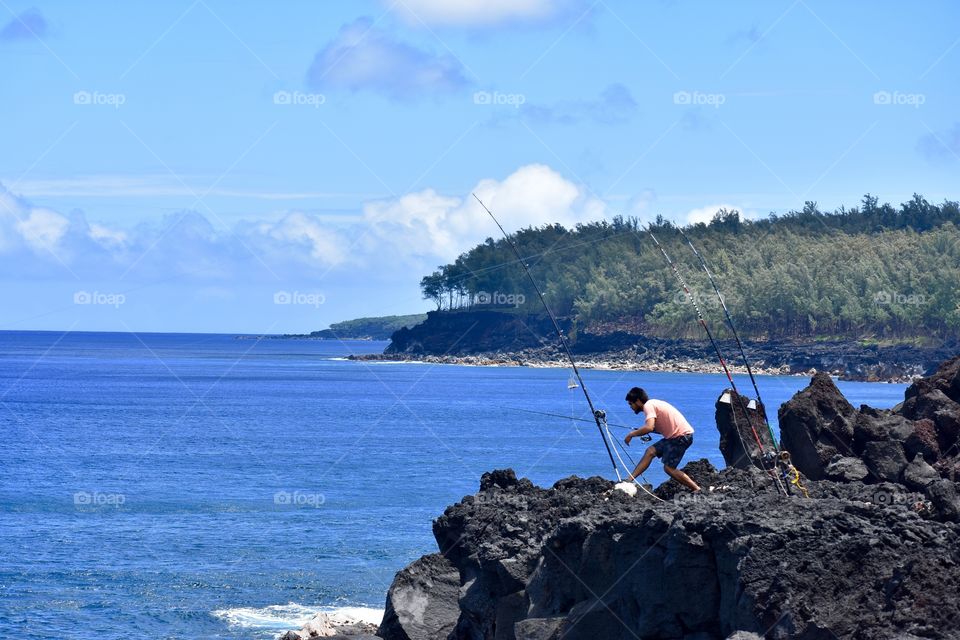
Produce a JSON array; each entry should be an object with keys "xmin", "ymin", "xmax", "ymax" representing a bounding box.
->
[{"xmin": 595, "ymin": 408, "xmax": 652, "ymax": 442}]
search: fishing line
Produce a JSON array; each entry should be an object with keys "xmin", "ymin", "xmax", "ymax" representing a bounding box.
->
[
  {"xmin": 475, "ymin": 194, "xmax": 663, "ymax": 501},
  {"xmin": 646, "ymin": 227, "xmax": 787, "ymax": 496}
]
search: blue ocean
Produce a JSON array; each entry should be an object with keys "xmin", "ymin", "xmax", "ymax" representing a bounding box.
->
[{"xmin": 0, "ymin": 331, "xmax": 908, "ymax": 639}]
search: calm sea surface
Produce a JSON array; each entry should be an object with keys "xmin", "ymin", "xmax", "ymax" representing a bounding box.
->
[{"xmin": 0, "ymin": 331, "xmax": 908, "ymax": 639}]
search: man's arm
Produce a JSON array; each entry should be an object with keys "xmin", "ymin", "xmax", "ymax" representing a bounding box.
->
[{"xmin": 625, "ymin": 415, "xmax": 655, "ymax": 445}]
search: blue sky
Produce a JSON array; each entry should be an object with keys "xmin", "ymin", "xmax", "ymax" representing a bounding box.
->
[{"xmin": 1, "ymin": 0, "xmax": 957, "ymax": 333}]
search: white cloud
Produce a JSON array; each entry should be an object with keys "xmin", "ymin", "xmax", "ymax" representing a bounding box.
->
[
  {"xmin": 362, "ymin": 189, "xmax": 462, "ymax": 257},
  {"xmin": 363, "ymin": 163, "xmax": 606, "ymax": 261},
  {"xmin": 257, "ymin": 211, "xmax": 349, "ymax": 265},
  {"xmin": 684, "ymin": 204, "xmax": 744, "ymax": 225},
  {"xmin": 15, "ymin": 208, "xmax": 70, "ymax": 253},
  {"xmin": 88, "ymin": 223, "xmax": 128, "ymax": 248},
  {"xmin": 307, "ymin": 17, "xmax": 469, "ymax": 99},
  {"xmin": 0, "ymin": 189, "xmax": 26, "ymax": 252},
  {"xmin": 390, "ymin": 0, "xmax": 584, "ymax": 27},
  {"xmin": 471, "ymin": 163, "xmax": 604, "ymax": 230}
]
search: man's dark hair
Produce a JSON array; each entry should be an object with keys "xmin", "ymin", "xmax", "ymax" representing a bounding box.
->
[{"xmin": 625, "ymin": 387, "xmax": 648, "ymax": 405}]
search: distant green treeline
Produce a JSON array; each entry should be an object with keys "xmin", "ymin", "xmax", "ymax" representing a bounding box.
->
[
  {"xmin": 419, "ymin": 195, "xmax": 960, "ymax": 341},
  {"xmin": 306, "ymin": 314, "xmax": 428, "ymax": 340}
]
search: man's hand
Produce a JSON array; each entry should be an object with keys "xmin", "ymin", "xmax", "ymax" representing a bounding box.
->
[{"xmin": 624, "ymin": 432, "xmax": 633, "ymax": 446}]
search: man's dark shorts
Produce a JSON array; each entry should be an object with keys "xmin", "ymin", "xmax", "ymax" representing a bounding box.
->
[{"xmin": 653, "ymin": 433, "xmax": 693, "ymax": 469}]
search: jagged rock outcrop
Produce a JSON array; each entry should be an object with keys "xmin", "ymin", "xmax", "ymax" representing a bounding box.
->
[
  {"xmin": 379, "ymin": 467, "xmax": 960, "ymax": 640},
  {"xmin": 379, "ymin": 553, "xmax": 460, "ymax": 640},
  {"xmin": 777, "ymin": 372, "xmax": 857, "ymax": 479},
  {"xmin": 901, "ymin": 355, "xmax": 960, "ymax": 468},
  {"xmin": 777, "ymin": 357, "xmax": 960, "ymax": 488},
  {"xmin": 714, "ymin": 389, "xmax": 775, "ymax": 469},
  {"xmin": 823, "ymin": 455, "xmax": 869, "ymax": 482},
  {"xmin": 903, "ymin": 456, "xmax": 940, "ymax": 490}
]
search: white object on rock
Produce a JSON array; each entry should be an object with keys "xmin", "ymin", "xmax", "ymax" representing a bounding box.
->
[
  {"xmin": 614, "ymin": 481, "xmax": 638, "ymax": 497},
  {"xmin": 281, "ymin": 607, "xmax": 383, "ymax": 639},
  {"xmin": 284, "ymin": 612, "xmax": 336, "ymax": 638}
]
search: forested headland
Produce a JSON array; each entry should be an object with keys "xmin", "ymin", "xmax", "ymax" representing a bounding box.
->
[
  {"xmin": 285, "ymin": 314, "xmax": 427, "ymax": 340},
  {"xmin": 418, "ymin": 195, "xmax": 960, "ymax": 343}
]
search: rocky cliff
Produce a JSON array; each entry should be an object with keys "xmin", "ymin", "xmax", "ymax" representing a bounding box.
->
[
  {"xmin": 779, "ymin": 356, "xmax": 960, "ymax": 485},
  {"xmin": 378, "ymin": 357, "xmax": 960, "ymax": 640}
]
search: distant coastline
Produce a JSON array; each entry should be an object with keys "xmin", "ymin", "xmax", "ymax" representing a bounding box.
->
[
  {"xmin": 348, "ymin": 350, "xmax": 912, "ymax": 382},
  {"xmin": 374, "ymin": 310, "xmax": 956, "ymax": 383},
  {"xmin": 269, "ymin": 313, "xmax": 427, "ymax": 341},
  {"xmin": 252, "ymin": 307, "xmax": 956, "ymax": 382}
]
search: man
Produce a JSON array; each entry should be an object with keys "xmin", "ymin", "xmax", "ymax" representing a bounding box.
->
[{"xmin": 623, "ymin": 387, "xmax": 701, "ymax": 492}]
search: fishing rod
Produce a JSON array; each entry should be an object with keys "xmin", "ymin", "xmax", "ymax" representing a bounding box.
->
[
  {"xmin": 677, "ymin": 228, "xmax": 779, "ymax": 449},
  {"xmin": 474, "ymin": 194, "xmax": 662, "ymax": 499},
  {"xmin": 473, "ymin": 194, "xmax": 615, "ymax": 469},
  {"xmin": 508, "ymin": 406, "xmax": 651, "ymax": 435},
  {"xmin": 646, "ymin": 228, "xmax": 787, "ymax": 496}
]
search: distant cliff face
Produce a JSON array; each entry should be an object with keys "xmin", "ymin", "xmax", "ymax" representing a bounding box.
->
[
  {"xmin": 378, "ymin": 357, "xmax": 960, "ymax": 640},
  {"xmin": 295, "ymin": 313, "xmax": 428, "ymax": 341},
  {"xmin": 385, "ymin": 310, "xmax": 569, "ymax": 356}
]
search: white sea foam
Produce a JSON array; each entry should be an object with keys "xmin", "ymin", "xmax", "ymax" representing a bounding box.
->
[
  {"xmin": 212, "ymin": 603, "xmax": 318, "ymax": 629},
  {"xmin": 322, "ymin": 606, "xmax": 384, "ymax": 625},
  {"xmin": 212, "ymin": 602, "xmax": 384, "ymax": 635}
]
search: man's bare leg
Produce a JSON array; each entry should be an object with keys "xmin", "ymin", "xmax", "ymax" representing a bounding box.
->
[
  {"xmin": 626, "ymin": 447, "xmax": 657, "ymax": 482},
  {"xmin": 664, "ymin": 465, "xmax": 701, "ymax": 492}
]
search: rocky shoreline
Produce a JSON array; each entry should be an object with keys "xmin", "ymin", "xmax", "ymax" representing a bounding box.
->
[
  {"xmin": 374, "ymin": 355, "xmax": 960, "ymax": 639},
  {"xmin": 376, "ymin": 310, "xmax": 956, "ymax": 383},
  {"xmin": 350, "ymin": 351, "xmax": 802, "ymax": 376},
  {"xmin": 349, "ymin": 349, "xmax": 913, "ymax": 383}
]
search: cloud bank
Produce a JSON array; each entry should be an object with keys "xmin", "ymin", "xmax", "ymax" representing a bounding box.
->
[{"xmin": 0, "ymin": 164, "xmax": 608, "ymax": 284}]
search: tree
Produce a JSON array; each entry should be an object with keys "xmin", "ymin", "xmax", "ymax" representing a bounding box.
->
[
  {"xmin": 420, "ymin": 272, "xmax": 444, "ymax": 310},
  {"xmin": 414, "ymin": 195, "xmax": 960, "ymax": 341}
]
